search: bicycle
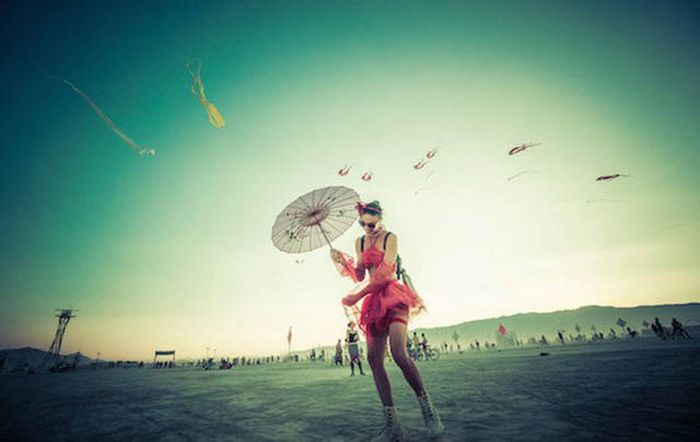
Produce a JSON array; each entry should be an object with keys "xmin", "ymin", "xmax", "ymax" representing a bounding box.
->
[{"xmin": 411, "ymin": 345, "xmax": 440, "ymax": 361}]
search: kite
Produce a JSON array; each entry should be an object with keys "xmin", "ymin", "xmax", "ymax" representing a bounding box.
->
[
  {"xmin": 412, "ymin": 145, "xmax": 440, "ymax": 192},
  {"xmin": 186, "ymin": 59, "xmax": 225, "ymax": 129},
  {"xmin": 508, "ymin": 142, "xmax": 541, "ymax": 156},
  {"xmin": 506, "ymin": 170, "xmax": 538, "ymax": 181},
  {"xmin": 414, "ymin": 146, "xmax": 440, "ymax": 170},
  {"xmin": 338, "ymin": 164, "xmax": 353, "ymax": 176},
  {"xmin": 596, "ymin": 173, "xmax": 630, "ymax": 182},
  {"xmin": 361, "ymin": 172, "xmax": 373, "ymax": 181},
  {"xmin": 48, "ymin": 77, "xmax": 155, "ymax": 157}
]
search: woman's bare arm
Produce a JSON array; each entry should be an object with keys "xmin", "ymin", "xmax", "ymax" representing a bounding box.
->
[
  {"xmin": 383, "ymin": 233, "xmax": 398, "ymax": 265},
  {"xmin": 355, "ymin": 236, "xmax": 364, "ymax": 267}
]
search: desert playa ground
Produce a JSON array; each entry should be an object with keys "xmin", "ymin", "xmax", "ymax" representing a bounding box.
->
[{"xmin": 1, "ymin": 338, "xmax": 698, "ymax": 441}]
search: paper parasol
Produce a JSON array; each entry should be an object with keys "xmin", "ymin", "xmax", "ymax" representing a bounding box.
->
[{"xmin": 271, "ymin": 186, "xmax": 360, "ymax": 253}]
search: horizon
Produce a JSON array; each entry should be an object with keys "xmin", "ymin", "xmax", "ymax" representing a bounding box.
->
[
  {"xmin": 1, "ymin": 1, "xmax": 699, "ymax": 361},
  {"xmin": 2, "ymin": 300, "xmax": 697, "ymax": 360}
]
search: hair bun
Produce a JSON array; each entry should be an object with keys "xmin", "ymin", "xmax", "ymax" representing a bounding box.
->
[{"xmin": 364, "ymin": 200, "xmax": 383, "ymax": 215}]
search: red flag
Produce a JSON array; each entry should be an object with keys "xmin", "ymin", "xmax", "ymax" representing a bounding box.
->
[{"xmin": 498, "ymin": 324, "xmax": 507, "ymax": 336}]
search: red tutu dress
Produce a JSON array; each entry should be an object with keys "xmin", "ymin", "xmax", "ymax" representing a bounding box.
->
[
  {"xmin": 337, "ymin": 232, "xmax": 425, "ymax": 338},
  {"xmin": 358, "ymin": 247, "xmax": 425, "ymax": 337}
]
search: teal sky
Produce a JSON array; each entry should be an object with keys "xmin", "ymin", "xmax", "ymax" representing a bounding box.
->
[{"xmin": 1, "ymin": 1, "xmax": 698, "ymax": 359}]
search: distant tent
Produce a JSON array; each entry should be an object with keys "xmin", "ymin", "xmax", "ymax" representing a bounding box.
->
[{"xmin": 153, "ymin": 350, "xmax": 175, "ymax": 367}]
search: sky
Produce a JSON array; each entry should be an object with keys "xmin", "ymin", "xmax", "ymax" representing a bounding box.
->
[{"xmin": 0, "ymin": 0, "xmax": 698, "ymax": 360}]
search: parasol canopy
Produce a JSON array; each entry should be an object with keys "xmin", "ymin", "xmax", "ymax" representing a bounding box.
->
[{"xmin": 271, "ymin": 185, "xmax": 360, "ymax": 254}]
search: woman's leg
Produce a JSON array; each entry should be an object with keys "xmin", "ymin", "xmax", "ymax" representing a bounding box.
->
[
  {"xmin": 367, "ymin": 330, "xmax": 394, "ymax": 406},
  {"xmin": 388, "ymin": 320, "xmax": 445, "ymax": 436},
  {"xmin": 388, "ymin": 321, "xmax": 426, "ymax": 395}
]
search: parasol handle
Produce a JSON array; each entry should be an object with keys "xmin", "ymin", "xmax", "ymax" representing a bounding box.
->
[{"xmin": 316, "ymin": 223, "xmax": 335, "ymax": 250}]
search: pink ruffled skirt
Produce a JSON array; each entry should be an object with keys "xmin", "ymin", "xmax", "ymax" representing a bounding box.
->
[{"xmin": 359, "ymin": 279, "xmax": 425, "ymax": 337}]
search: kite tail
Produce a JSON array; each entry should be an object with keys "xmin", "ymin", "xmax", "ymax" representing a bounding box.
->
[{"xmin": 46, "ymin": 76, "xmax": 155, "ymax": 157}]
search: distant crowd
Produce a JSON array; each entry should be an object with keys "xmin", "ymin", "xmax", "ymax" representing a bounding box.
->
[
  {"xmin": 2, "ymin": 317, "xmax": 692, "ymax": 375},
  {"xmin": 196, "ymin": 317, "xmax": 693, "ymax": 373}
]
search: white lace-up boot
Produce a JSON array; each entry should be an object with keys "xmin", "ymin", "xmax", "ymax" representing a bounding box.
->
[
  {"xmin": 417, "ymin": 390, "xmax": 445, "ymax": 438},
  {"xmin": 370, "ymin": 405, "xmax": 407, "ymax": 442}
]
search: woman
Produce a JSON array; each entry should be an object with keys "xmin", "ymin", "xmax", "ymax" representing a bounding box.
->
[
  {"xmin": 335, "ymin": 339, "xmax": 344, "ymax": 366},
  {"xmin": 346, "ymin": 321, "xmax": 366, "ymax": 376},
  {"xmin": 331, "ymin": 200, "xmax": 444, "ymax": 441}
]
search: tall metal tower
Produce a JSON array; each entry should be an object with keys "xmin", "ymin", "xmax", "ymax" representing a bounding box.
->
[{"xmin": 43, "ymin": 309, "xmax": 77, "ymax": 366}]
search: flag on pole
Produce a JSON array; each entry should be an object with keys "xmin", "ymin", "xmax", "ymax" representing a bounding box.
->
[{"xmin": 498, "ymin": 324, "xmax": 507, "ymax": 336}]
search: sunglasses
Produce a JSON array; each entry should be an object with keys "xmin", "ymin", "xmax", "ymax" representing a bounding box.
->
[{"xmin": 358, "ymin": 221, "xmax": 377, "ymax": 229}]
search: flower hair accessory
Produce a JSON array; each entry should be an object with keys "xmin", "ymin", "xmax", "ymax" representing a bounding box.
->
[{"xmin": 356, "ymin": 200, "xmax": 382, "ymax": 216}]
